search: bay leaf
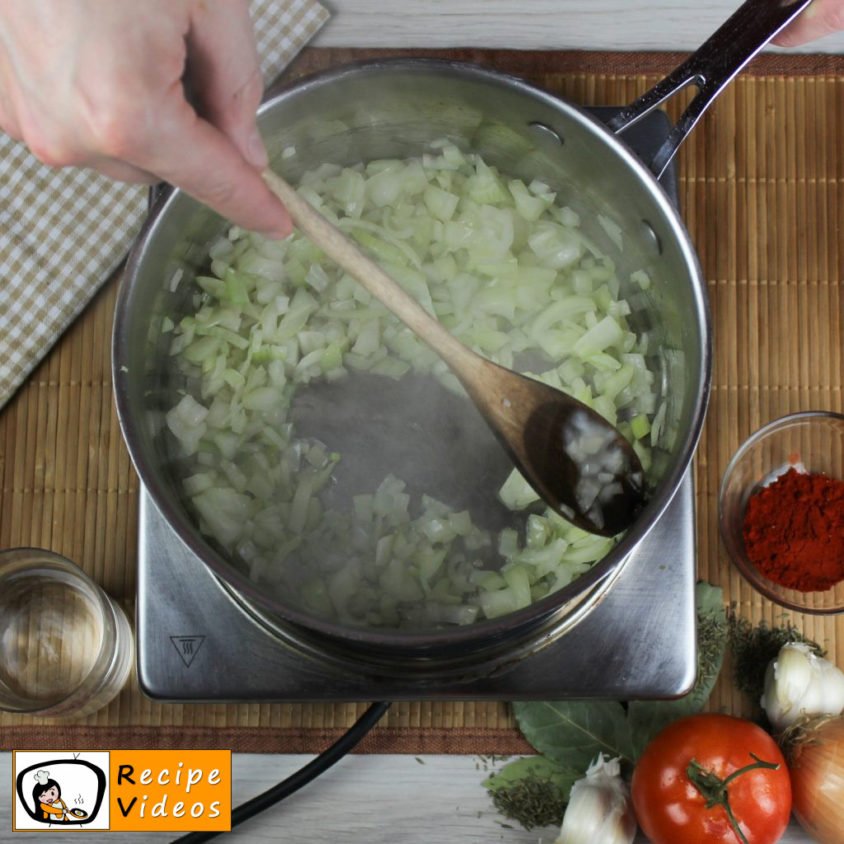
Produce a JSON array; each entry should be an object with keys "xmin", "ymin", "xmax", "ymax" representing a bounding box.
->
[
  {"xmin": 483, "ymin": 755, "xmax": 580, "ymax": 800},
  {"xmin": 513, "ymin": 700, "xmax": 635, "ymax": 771}
]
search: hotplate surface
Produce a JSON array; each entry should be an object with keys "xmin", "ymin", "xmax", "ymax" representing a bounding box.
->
[{"xmin": 136, "ymin": 471, "xmax": 695, "ymax": 702}]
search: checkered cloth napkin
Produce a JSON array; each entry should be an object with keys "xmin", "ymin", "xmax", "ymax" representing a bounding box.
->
[{"xmin": 0, "ymin": 0, "xmax": 328, "ymax": 409}]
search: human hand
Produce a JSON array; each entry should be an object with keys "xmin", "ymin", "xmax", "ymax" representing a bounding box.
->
[
  {"xmin": 0, "ymin": 0, "xmax": 291, "ymax": 237},
  {"xmin": 773, "ymin": 0, "xmax": 844, "ymax": 46}
]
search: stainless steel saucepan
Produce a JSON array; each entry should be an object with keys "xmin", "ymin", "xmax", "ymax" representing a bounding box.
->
[{"xmin": 112, "ymin": 0, "xmax": 810, "ymax": 680}]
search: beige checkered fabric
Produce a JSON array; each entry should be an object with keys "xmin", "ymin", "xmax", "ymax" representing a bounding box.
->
[{"xmin": 0, "ymin": 0, "xmax": 328, "ymax": 409}]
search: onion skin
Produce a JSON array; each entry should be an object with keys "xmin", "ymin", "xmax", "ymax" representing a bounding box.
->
[{"xmin": 789, "ymin": 716, "xmax": 844, "ymax": 843}]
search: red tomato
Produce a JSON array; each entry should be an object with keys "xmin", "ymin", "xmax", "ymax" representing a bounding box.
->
[{"xmin": 631, "ymin": 713, "xmax": 791, "ymax": 844}]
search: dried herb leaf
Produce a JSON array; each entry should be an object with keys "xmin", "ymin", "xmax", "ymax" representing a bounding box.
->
[
  {"xmin": 483, "ymin": 756, "xmax": 575, "ymax": 830},
  {"xmin": 483, "ymin": 755, "xmax": 579, "ymax": 796}
]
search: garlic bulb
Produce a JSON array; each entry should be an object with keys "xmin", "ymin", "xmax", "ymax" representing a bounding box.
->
[
  {"xmin": 555, "ymin": 755, "xmax": 636, "ymax": 844},
  {"xmin": 760, "ymin": 642, "xmax": 844, "ymax": 731}
]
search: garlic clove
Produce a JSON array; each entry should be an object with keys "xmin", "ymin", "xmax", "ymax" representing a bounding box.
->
[
  {"xmin": 555, "ymin": 755, "xmax": 636, "ymax": 844},
  {"xmin": 762, "ymin": 642, "xmax": 844, "ymax": 732},
  {"xmin": 774, "ymin": 644, "xmax": 814, "ymax": 713},
  {"xmin": 818, "ymin": 659, "xmax": 844, "ymax": 708},
  {"xmin": 557, "ymin": 778, "xmax": 613, "ymax": 843}
]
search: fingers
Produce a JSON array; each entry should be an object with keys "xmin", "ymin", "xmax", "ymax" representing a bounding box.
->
[
  {"xmin": 0, "ymin": 0, "xmax": 290, "ymax": 236},
  {"xmin": 186, "ymin": 0, "xmax": 268, "ymax": 169},
  {"xmin": 773, "ymin": 0, "xmax": 844, "ymax": 46},
  {"xmin": 88, "ymin": 158, "xmax": 158, "ymax": 184},
  {"xmin": 102, "ymin": 0, "xmax": 290, "ymax": 235},
  {"xmin": 136, "ymin": 88, "xmax": 291, "ymax": 237}
]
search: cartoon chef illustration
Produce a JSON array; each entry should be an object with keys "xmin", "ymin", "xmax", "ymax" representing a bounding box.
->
[{"xmin": 32, "ymin": 770, "xmax": 69, "ymax": 823}]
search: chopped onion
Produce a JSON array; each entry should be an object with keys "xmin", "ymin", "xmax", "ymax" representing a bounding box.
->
[{"xmin": 163, "ymin": 142, "xmax": 664, "ymax": 628}]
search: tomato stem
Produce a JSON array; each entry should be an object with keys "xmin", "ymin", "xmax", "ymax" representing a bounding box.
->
[{"xmin": 686, "ymin": 753, "xmax": 780, "ymax": 844}]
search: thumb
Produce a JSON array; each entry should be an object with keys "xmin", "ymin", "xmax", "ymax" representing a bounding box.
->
[
  {"xmin": 186, "ymin": 0, "xmax": 268, "ymax": 169},
  {"xmin": 773, "ymin": 0, "xmax": 844, "ymax": 46}
]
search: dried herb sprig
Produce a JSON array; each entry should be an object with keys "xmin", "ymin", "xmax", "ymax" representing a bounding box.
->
[
  {"xmin": 727, "ymin": 610, "xmax": 824, "ymax": 703},
  {"xmin": 489, "ymin": 776, "xmax": 567, "ymax": 830},
  {"xmin": 698, "ymin": 598, "xmax": 730, "ymax": 691}
]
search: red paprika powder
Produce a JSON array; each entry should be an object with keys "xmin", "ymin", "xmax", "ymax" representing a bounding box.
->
[{"xmin": 742, "ymin": 468, "xmax": 844, "ymax": 592}]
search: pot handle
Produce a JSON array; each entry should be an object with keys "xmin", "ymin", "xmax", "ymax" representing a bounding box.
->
[{"xmin": 607, "ymin": 0, "xmax": 812, "ymax": 179}]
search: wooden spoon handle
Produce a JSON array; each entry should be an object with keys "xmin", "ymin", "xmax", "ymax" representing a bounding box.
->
[{"xmin": 263, "ymin": 170, "xmax": 483, "ymax": 380}]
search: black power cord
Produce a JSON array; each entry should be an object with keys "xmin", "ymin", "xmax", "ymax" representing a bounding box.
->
[{"xmin": 173, "ymin": 700, "xmax": 392, "ymax": 843}]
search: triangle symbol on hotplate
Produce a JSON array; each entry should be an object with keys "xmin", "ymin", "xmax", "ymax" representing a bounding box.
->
[{"xmin": 170, "ymin": 635, "xmax": 206, "ymax": 667}]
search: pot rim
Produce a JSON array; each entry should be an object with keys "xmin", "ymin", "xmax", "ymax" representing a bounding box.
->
[{"xmin": 113, "ymin": 57, "xmax": 711, "ymax": 654}]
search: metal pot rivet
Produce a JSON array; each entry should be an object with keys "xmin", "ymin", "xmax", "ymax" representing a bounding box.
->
[
  {"xmin": 528, "ymin": 121, "xmax": 564, "ymax": 145},
  {"xmin": 640, "ymin": 219, "xmax": 663, "ymax": 255}
]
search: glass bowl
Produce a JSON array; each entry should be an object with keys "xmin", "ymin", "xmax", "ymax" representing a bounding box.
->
[{"xmin": 719, "ymin": 411, "xmax": 844, "ymax": 615}]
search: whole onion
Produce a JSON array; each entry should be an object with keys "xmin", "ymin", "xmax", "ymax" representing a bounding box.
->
[{"xmin": 788, "ymin": 716, "xmax": 844, "ymax": 843}]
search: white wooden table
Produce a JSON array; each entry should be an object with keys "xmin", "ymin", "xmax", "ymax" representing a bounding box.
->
[
  {"xmin": 314, "ymin": 0, "xmax": 844, "ymax": 52},
  {"xmin": 1, "ymin": 2, "xmax": 837, "ymax": 841},
  {"xmin": 0, "ymin": 753, "xmax": 813, "ymax": 843}
]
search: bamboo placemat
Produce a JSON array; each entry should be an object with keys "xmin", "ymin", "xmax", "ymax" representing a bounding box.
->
[{"xmin": 1, "ymin": 48, "xmax": 842, "ymax": 753}]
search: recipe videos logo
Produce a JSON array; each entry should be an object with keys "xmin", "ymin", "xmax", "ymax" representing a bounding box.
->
[{"xmin": 13, "ymin": 750, "xmax": 232, "ymax": 833}]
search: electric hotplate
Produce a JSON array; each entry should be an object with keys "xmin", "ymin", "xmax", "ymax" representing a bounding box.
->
[
  {"xmin": 136, "ymin": 473, "xmax": 695, "ymax": 701},
  {"xmin": 135, "ymin": 108, "xmax": 698, "ymax": 702}
]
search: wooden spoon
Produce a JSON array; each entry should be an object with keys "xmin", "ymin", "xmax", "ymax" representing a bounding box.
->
[{"xmin": 263, "ymin": 170, "xmax": 646, "ymax": 536}]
